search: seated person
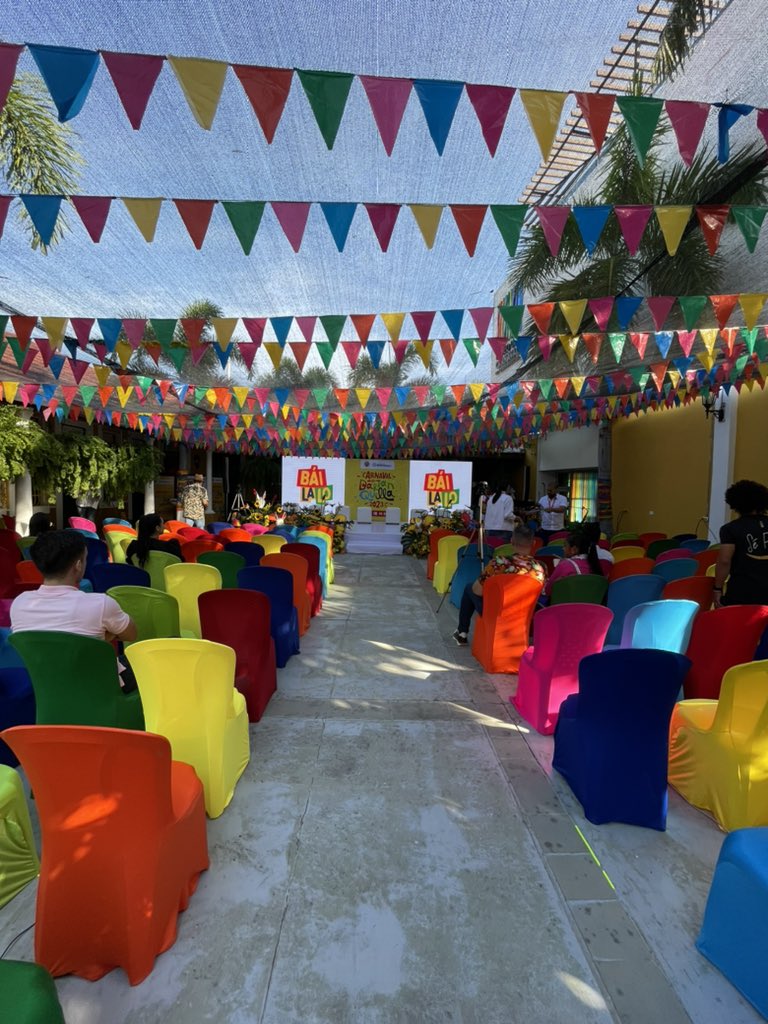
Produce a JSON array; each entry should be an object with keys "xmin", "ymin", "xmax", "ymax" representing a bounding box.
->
[
  {"xmin": 543, "ymin": 526, "xmax": 607, "ymax": 600},
  {"xmin": 28, "ymin": 512, "xmax": 52, "ymax": 537},
  {"xmin": 126, "ymin": 514, "xmax": 183, "ymax": 568},
  {"xmin": 583, "ymin": 521, "xmax": 614, "ymax": 566},
  {"xmin": 11, "ymin": 530, "xmax": 138, "ymax": 689},
  {"xmin": 453, "ymin": 525, "xmax": 545, "ymax": 645}
]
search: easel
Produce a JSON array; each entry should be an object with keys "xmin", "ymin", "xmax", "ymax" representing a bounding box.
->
[
  {"xmin": 228, "ymin": 487, "xmax": 246, "ymax": 523},
  {"xmin": 435, "ymin": 495, "xmax": 486, "ymax": 614}
]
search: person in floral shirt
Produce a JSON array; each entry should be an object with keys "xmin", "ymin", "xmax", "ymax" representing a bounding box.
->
[{"xmin": 453, "ymin": 526, "xmax": 545, "ymax": 645}]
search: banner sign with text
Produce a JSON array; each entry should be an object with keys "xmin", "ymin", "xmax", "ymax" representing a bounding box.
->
[
  {"xmin": 408, "ymin": 460, "xmax": 473, "ymax": 515},
  {"xmin": 344, "ymin": 458, "xmax": 409, "ymax": 520},
  {"xmin": 281, "ymin": 456, "xmax": 346, "ymax": 506}
]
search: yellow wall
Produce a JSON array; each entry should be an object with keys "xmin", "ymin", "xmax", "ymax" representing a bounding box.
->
[
  {"xmin": 734, "ymin": 384, "xmax": 768, "ymax": 488},
  {"xmin": 611, "ymin": 400, "xmax": 712, "ymax": 537}
]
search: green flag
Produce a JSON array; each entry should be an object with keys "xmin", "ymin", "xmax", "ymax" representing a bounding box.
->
[
  {"xmin": 608, "ymin": 332, "xmax": 626, "ymax": 362},
  {"xmin": 538, "ymin": 379, "xmax": 553, "ymax": 400},
  {"xmin": 741, "ymin": 327, "xmax": 760, "ymax": 355},
  {"xmin": 315, "ymin": 342, "xmax": 334, "ymax": 369},
  {"xmin": 319, "ymin": 314, "xmax": 346, "ymax": 348},
  {"xmin": 297, "ymin": 69, "xmax": 354, "ymax": 149},
  {"xmin": 490, "ymin": 205, "xmax": 526, "ymax": 257},
  {"xmin": 6, "ymin": 336, "xmax": 27, "ymax": 368},
  {"xmin": 149, "ymin": 318, "xmax": 177, "ymax": 348},
  {"xmin": 312, "ymin": 387, "xmax": 329, "ymax": 407},
  {"xmin": 731, "ymin": 206, "xmax": 768, "ymax": 253},
  {"xmin": 616, "ymin": 96, "xmax": 664, "ymax": 167},
  {"xmin": 463, "ymin": 338, "xmax": 481, "ymax": 365},
  {"xmin": 222, "ymin": 201, "xmax": 265, "ymax": 255},
  {"xmin": 79, "ymin": 385, "xmax": 96, "ymax": 406},
  {"xmin": 498, "ymin": 304, "xmax": 524, "ymax": 337},
  {"xmin": 166, "ymin": 346, "xmax": 187, "ymax": 373},
  {"xmin": 678, "ymin": 295, "xmax": 708, "ymax": 330}
]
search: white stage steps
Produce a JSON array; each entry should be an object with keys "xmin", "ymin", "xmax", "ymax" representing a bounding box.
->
[{"xmin": 346, "ymin": 522, "xmax": 403, "ymax": 555}]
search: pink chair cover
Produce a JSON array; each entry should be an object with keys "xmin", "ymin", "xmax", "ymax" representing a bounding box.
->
[
  {"xmin": 242, "ymin": 523, "xmax": 268, "ymax": 535},
  {"xmin": 512, "ymin": 603, "xmax": 613, "ymax": 735},
  {"xmin": 655, "ymin": 547, "xmax": 697, "ymax": 564},
  {"xmin": 68, "ymin": 517, "xmax": 97, "ymax": 533}
]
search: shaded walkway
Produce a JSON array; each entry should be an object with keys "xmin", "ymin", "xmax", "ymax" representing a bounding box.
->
[{"xmin": 0, "ymin": 555, "xmax": 760, "ymax": 1023}]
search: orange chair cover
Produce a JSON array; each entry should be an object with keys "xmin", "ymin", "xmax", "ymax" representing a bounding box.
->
[
  {"xmin": 608, "ymin": 557, "xmax": 654, "ymax": 582},
  {"xmin": 471, "ymin": 573, "xmax": 543, "ymax": 674},
  {"xmin": 219, "ymin": 528, "xmax": 254, "ymax": 544},
  {"xmin": 183, "ymin": 539, "xmax": 223, "ymax": 563},
  {"xmin": 261, "ymin": 553, "xmax": 312, "ymax": 635},
  {"xmin": 426, "ymin": 529, "xmax": 454, "ymax": 581},
  {"xmin": 15, "ymin": 561, "xmax": 43, "ymax": 584}
]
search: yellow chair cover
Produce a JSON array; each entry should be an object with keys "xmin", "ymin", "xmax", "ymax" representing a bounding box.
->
[
  {"xmin": 611, "ymin": 545, "xmax": 647, "ymax": 563},
  {"xmin": 126, "ymin": 638, "xmax": 250, "ymax": 818},
  {"xmin": 669, "ymin": 660, "xmax": 768, "ymax": 831},
  {"xmin": 163, "ymin": 563, "xmax": 221, "ymax": 639},
  {"xmin": 257, "ymin": 535, "xmax": 286, "ymax": 556},
  {"xmin": 0, "ymin": 765, "xmax": 40, "ymax": 908},
  {"xmin": 144, "ymin": 549, "xmax": 181, "ymax": 591},
  {"xmin": 433, "ymin": 536, "xmax": 469, "ymax": 594},
  {"xmin": 302, "ymin": 531, "xmax": 334, "ymax": 584}
]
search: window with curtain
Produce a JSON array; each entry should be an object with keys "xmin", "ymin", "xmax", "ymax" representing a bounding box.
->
[{"xmin": 569, "ymin": 471, "xmax": 598, "ymax": 523}]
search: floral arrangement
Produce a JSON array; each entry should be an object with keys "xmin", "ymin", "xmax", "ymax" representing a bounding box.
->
[
  {"xmin": 237, "ymin": 494, "xmax": 348, "ymax": 552},
  {"xmin": 400, "ymin": 508, "xmax": 473, "ymax": 558}
]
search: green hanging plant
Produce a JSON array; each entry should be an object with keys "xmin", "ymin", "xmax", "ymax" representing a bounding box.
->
[
  {"xmin": 57, "ymin": 434, "xmax": 117, "ymax": 505},
  {"xmin": 0, "ymin": 406, "xmax": 62, "ymax": 493},
  {"xmin": 111, "ymin": 444, "xmax": 165, "ymax": 498}
]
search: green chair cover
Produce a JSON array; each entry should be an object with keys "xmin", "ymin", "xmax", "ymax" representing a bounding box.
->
[
  {"xmin": 143, "ymin": 550, "xmax": 181, "ymax": 592},
  {"xmin": 10, "ymin": 632, "xmax": 144, "ymax": 730},
  {"xmin": 647, "ymin": 538, "xmax": 681, "ymax": 561},
  {"xmin": 0, "ymin": 960, "xmax": 65, "ymax": 1023},
  {"xmin": 17, "ymin": 537, "xmax": 36, "ymax": 560},
  {"xmin": 0, "ymin": 765, "xmax": 39, "ymax": 909},
  {"xmin": 197, "ymin": 550, "xmax": 246, "ymax": 589},
  {"xmin": 549, "ymin": 574, "xmax": 609, "ymax": 606},
  {"xmin": 103, "ymin": 530, "xmax": 134, "ymax": 565},
  {"xmin": 107, "ymin": 586, "xmax": 181, "ymax": 644}
]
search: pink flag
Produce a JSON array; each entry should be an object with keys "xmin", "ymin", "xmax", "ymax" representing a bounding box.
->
[
  {"xmin": 237, "ymin": 342, "xmax": 260, "ymax": 370},
  {"xmin": 535, "ymin": 206, "xmax": 570, "ymax": 257},
  {"xmin": 121, "ymin": 319, "xmax": 146, "ymax": 346},
  {"xmin": 341, "ymin": 342, "xmax": 361, "ymax": 368},
  {"xmin": 359, "ymin": 76, "xmax": 412, "ymax": 155},
  {"xmin": 538, "ymin": 335, "xmax": 555, "ymax": 361},
  {"xmin": 588, "ymin": 297, "xmax": 614, "ymax": 331},
  {"xmin": 70, "ymin": 317, "xmax": 94, "ymax": 348},
  {"xmin": 101, "ymin": 51, "xmax": 164, "ymax": 129},
  {"xmin": 646, "ymin": 296, "xmax": 676, "ymax": 331},
  {"xmin": 242, "ymin": 317, "xmax": 266, "ymax": 344},
  {"xmin": 0, "ymin": 44, "xmax": 22, "ymax": 111},
  {"xmin": 392, "ymin": 340, "xmax": 409, "ymax": 364},
  {"xmin": 757, "ymin": 109, "xmax": 768, "ymax": 147},
  {"xmin": 0, "ymin": 195, "xmax": 11, "ymax": 239},
  {"xmin": 271, "ymin": 202, "xmax": 311, "ymax": 252},
  {"xmin": 70, "ymin": 196, "xmax": 112, "ymax": 242},
  {"xmin": 174, "ymin": 199, "xmax": 215, "ymax": 249},
  {"xmin": 295, "ymin": 316, "xmax": 317, "ymax": 343},
  {"xmin": 469, "ymin": 307, "xmax": 494, "ymax": 340},
  {"xmin": 614, "ymin": 205, "xmax": 653, "ymax": 255},
  {"xmin": 35, "ymin": 339, "xmax": 54, "ymax": 367},
  {"xmin": 665, "ymin": 100, "xmax": 709, "ymax": 167},
  {"xmin": 488, "ymin": 337, "xmax": 507, "ymax": 361},
  {"xmin": 21, "ymin": 351, "xmax": 38, "ymax": 376},
  {"xmin": 629, "ymin": 333, "xmax": 649, "ymax": 359},
  {"xmin": 465, "ymin": 84, "xmax": 515, "ymax": 156},
  {"xmin": 364, "ymin": 204, "xmax": 400, "ymax": 251},
  {"xmin": 376, "ymin": 387, "xmax": 392, "ymax": 408},
  {"xmin": 410, "ymin": 311, "xmax": 435, "ymax": 340},
  {"xmin": 189, "ymin": 342, "xmax": 209, "ymax": 365}
]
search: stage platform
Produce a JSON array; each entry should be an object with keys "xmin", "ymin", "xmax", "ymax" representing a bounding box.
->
[{"xmin": 346, "ymin": 522, "xmax": 403, "ymax": 555}]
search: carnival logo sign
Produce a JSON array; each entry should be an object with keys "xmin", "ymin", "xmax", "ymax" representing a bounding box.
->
[
  {"xmin": 424, "ymin": 469, "xmax": 459, "ymax": 507},
  {"xmin": 296, "ymin": 464, "xmax": 333, "ymax": 502}
]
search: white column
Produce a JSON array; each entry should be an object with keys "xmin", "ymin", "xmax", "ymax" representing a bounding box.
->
[
  {"xmin": 144, "ymin": 478, "xmax": 155, "ymax": 515},
  {"xmin": 707, "ymin": 388, "xmax": 738, "ymax": 540},
  {"xmin": 15, "ymin": 472, "xmax": 33, "ymax": 536},
  {"xmin": 205, "ymin": 448, "xmax": 213, "ymax": 516}
]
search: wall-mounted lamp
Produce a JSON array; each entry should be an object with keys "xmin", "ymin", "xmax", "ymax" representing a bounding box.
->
[{"xmin": 702, "ymin": 391, "xmax": 725, "ymax": 422}]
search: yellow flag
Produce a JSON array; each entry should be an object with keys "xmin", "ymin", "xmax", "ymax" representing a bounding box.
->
[
  {"xmin": 699, "ymin": 328, "xmax": 719, "ymax": 354},
  {"xmin": 264, "ymin": 343, "xmax": 283, "ymax": 370},
  {"xmin": 559, "ymin": 334, "xmax": 579, "ymax": 362},
  {"xmin": 115, "ymin": 340, "xmax": 133, "ymax": 370},
  {"xmin": 116, "ymin": 386, "xmax": 133, "ymax": 407},
  {"xmin": 570, "ymin": 376, "xmax": 585, "ymax": 396},
  {"xmin": 698, "ymin": 351, "xmax": 715, "ymax": 371},
  {"xmin": 519, "ymin": 90, "xmax": 568, "ymax": 160},
  {"xmin": 469, "ymin": 383, "xmax": 485, "ymax": 402},
  {"xmin": 94, "ymin": 364, "xmax": 111, "ymax": 386},
  {"xmin": 42, "ymin": 317, "xmax": 68, "ymax": 350},
  {"xmin": 655, "ymin": 206, "xmax": 691, "ymax": 256},
  {"xmin": 558, "ymin": 300, "xmax": 587, "ymax": 335},
  {"xmin": 232, "ymin": 386, "xmax": 249, "ymax": 409},
  {"xmin": 2, "ymin": 382, "xmax": 18, "ymax": 404},
  {"xmin": 123, "ymin": 198, "xmax": 163, "ymax": 242},
  {"xmin": 382, "ymin": 313, "xmax": 405, "ymax": 342},
  {"xmin": 241, "ymin": 414, "xmax": 253, "ymax": 428},
  {"xmin": 413, "ymin": 340, "xmax": 433, "ymax": 368},
  {"xmin": 739, "ymin": 293, "xmax": 767, "ymax": 330},
  {"xmin": 513, "ymin": 390, "xmax": 524, "ymax": 407},
  {"xmin": 163, "ymin": 413, "xmax": 175, "ymax": 428},
  {"xmin": 668, "ymin": 370, "xmax": 681, "ymax": 389},
  {"xmin": 355, "ymin": 388, "xmax": 372, "ymax": 409},
  {"xmin": 168, "ymin": 56, "xmax": 228, "ymax": 130},
  {"xmin": 171, "ymin": 428, "xmax": 183, "ymax": 441},
  {"xmin": 83, "ymin": 406, "xmax": 95, "ymax": 424},
  {"xmin": 408, "ymin": 205, "xmax": 443, "ymax": 248},
  {"xmin": 205, "ymin": 388, "xmax": 217, "ymax": 407},
  {"xmin": 211, "ymin": 317, "xmax": 238, "ymax": 350},
  {"xmin": 234, "ymin": 426, "xmax": 244, "ymax": 440}
]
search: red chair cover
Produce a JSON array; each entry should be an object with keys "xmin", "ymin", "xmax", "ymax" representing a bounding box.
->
[
  {"xmin": 683, "ymin": 605, "xmax": 768, "ymax": 700},
  {"xmin": 183, "ymin": 539, "xmax": 223, "ymax": 563},
  {"xmin": 608, "ymin": 557, "xmax": 654, "ymax": 582},
  {"xmin": 662, "ymin": 576, "xmax": 715, "ymax": 612},
  {"xmin": 282, "ymin": 543, "xmax": 322, "ymax": 615}
]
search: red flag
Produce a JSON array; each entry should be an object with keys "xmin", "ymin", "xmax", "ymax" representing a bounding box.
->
[
  {"xmin": 180, "ymin": 318, "xmax": 206, "ymax": 344},
  {"xmin": 233, "ymin": 65, "xmax": 293, "ymax": 143},
  {"xmin": 237, "ymin": 342, "xmax": 260, "ymax": 371},
  {"xmin": 341, "ymin": 342, "xmax": 361, "ymax": 368},
  {"xmin": 646, "ymin": 296, "xmax": 676, "ymax": 331},
  {"xmin": 10, "ymin": 316, "xmax": 36, "ymax": 348},
  {"xmin": 364, "ymin": 204, "xmax": 400, "ymax": 251},
  {"xmin": 359, "ymin": 76, "xmax": 412, "ymax": 156},
  {"xmin": 289, "ymin": 342, "xmax": 311, "ymax": 371},
  {"xmin": 450, "ymin": 205, "xmax": 487, "ymax": 256},
  {"xmin": 0, "ymin": 44, "xmax": 23, "ymax": 112},
  {"xmin": 582, "ymin": 334, "xmax": 603, "ymax": 363},
  {"xmin": 0, "ymin": 195, "xmax": 11, "ymax": 239},
  {"xmin": 527, "ymin": 302, "xmax": 555, "ymax": 334},
  {"xmin": 695, "ymin": 205, "xmax": 730, "ymax": 256},
  {"xmin": 487, "ymin": 337, "xmax": 507, "ymax": 361},
  {"xmin": 101, "ymin": 51, "xmax": 164, "ymax": 129},
  {"xmin": 410, "ymin": 311, "xmax": 435, "ymax": 340},
  {"xmin": 174, "ymin": 199, "xmax": 215, "ymax": 249},
  {"xmin": 271, "ymin": 202, "xmax": 311, "ymax": 252},
  {"xmin": 465, "ymin": 84, "xmax": 515, "ymax": 156},
  {"xmin": 574, "ymin": 92, "xmax": 615, "ymax": 153},
  {"xmin": 70, "ymin": 317, "xmax": 94, "ymax": 348},
  {"xmin": 350, "ymin": 314, "xmax": 376, "ymax": 343},
  {"xmin": 70, "ymin": 196, "xmax": 112, "ymax": 242},
  {"xmin": 440, "ymin": 339, "xmax": 458, "ymax": 366},
  {"xmin": 710, "ymin": 294, "xmax": 738, "ymax": 329},
  {"xmin": 242, "ymin": 318, "xmax": 266, "ymax": 344}
]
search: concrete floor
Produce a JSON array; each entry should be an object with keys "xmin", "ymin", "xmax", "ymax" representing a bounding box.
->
[{"xmin": 0, "ymin": 554, "xmax": 760, "ymax": 1023}]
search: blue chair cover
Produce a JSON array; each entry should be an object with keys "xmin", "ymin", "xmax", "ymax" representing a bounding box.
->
[
  {"xmin": 78, "ymin": 579, "xmax": 93, "ymax": 593},
  {"xmin": 605, "ymin": 575, "xmax": 665, "ymax": 646},
  {"xmin": 697, "ymin": 828, "xmax": 768, "ymax": 1019},
  {"xmin": 0, "ymin": 630, "xmax": 34, "ymax": 767},
  {"xmin": 270, "ymin": 527, "xmax": 296, "ymax": 541},
  {"xmin": 651, "ymin": 558, "xmax": 698, "ymax": 584},
  {"xmin": 449, "ymin": 551, "xmax": 491, "ymax": 609},
  {"xmin": 208, "ymin": 522, "xmax": 231, "ymax": 535},
  {"xmin": 102, "ymin": 518, "xmax": 132, "ymax": 527},
  {"xmin": 621, "ymin": 599, "xmax": 699, "ymax": 654},
  {"xmin": 536, "ymin": 545, "xmax": 564, "ymax": 557},
  {"xmin": 79, "ymin": 536, "xmax": 110, "ymax": 586},
  {"xmin": 297, "ymin": 536, "xmax": 328, "ymax": 597},
  {"xmin": 678, "ymin": 538, "xmax": 711, "ymax": 553},
  {"xmin": 91, "ymin": 563, "xmax": 151, "ymax": 594},
  {"xmin": 225, "ymin": 542, "xmax": 264, "ymax": 567},
  {"xmin": 237, "ymin": 566, "xmax": 299, "ymax": 667},
  {"xmin": 672, "ymin": 533, "xmax": 697, "ymax": 541},
  {"xmin": 553, "ymin": 649, "xmax": 690, "ymax": 829}
]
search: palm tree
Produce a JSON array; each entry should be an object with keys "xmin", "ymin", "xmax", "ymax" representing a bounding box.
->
[
  {"xmin": 653, "ymin": 0, "xmax": 710, "ymax": 82},
  {"xmin": 256, "ymin": 359, "xmax": 339, "ymax": 391},
  {"xmin": 0, "ymin": 74, "xmax": 83, "ymax": 250},
  {"xmin": 348, "ymin": 347, "xmax": 436, "ymax": 389}
]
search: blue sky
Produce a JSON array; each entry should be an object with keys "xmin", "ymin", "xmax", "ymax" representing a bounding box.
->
[{"xmin": 0, "ymin": 0, "xmax": 641, "ymax": 383}]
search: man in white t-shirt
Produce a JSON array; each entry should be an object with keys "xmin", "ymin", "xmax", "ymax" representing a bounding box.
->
[
  {"xmin": 537, "ymin": 485, "xmax": 569, "ymax": 542},
  {"xmin": 11, "ymin": 531, "xmax": 137, "ymax": 686}
]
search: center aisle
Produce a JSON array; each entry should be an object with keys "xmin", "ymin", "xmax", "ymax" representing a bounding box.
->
[{"xmin": 10, "ymin": 554, "xmax": 758, "ymax": 1022}]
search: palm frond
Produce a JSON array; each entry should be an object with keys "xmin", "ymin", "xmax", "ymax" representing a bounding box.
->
[{"xmin": 653, "ymin": 0, "xmax": 709, "ymax": 82}]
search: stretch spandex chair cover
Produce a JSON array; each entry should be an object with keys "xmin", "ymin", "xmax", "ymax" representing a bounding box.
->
[
  {"xmin": 604, "ymin": 575, "xmax": 665, "ymax": 646},
  {"xmin": 549, "ymin": 574, "xmax": 609, "ymax": 606},
  {"xmin": 0, "ymin": 960, "xmax": 65, "ymax": 1024},
  {"xmin": 682, "ymin": 605, "xmax": 768, "ymax": 700},
  {"xmin": 553, "ymin": 649, "xmax": 690, "ymax": 829},
  {"xmin": 218, "ymin": 528, "xmax": 253, "ymax": 544},
  {"xmin": 433, "ymin": 536, "xmax": 469, "ymax": 594},
  {"xmin": 10, "ymin": 632, "xmax": 144, "ymax": 730},
  {"xmin": 471, "ymin": 574, "xmax": 543, "ymax": 674},
  {"xmin": 1, "ymin": 725, "xmax": 208, "ymax": 984},
  {"xmin": 449, "ymin": 554, "xmax": 485, "ymax": 610},
  {"xmin": 0, "ymin": 764, "xmax": 39, "ymax": 908},
  {"xmin": 68, "ymin": 516, "xmax": 96, "ymax": 533},
  {"xmin": 91, "ymin": 562, "xmax": 150, "ymax": 592},
  {"xmin": 163, "ymin": 563, "xmax": 221, "ymax": 639},
  {"xmin": 261, "ymin": 553, "xmax": 312, "ymax": 635},
  {"xmin": 651, "ymin": 558, "xmax": 698, "ymax": 584},
  {"xmin": 669, "ymin": 660, "xmax": 768, "ymax": 831},
  {"xmin": 224, "ymin": 541, "xmax": 264, "ymax": 567},
  {"xmin": 301, "ymin": 531, "xmax": 334, "ymax": 584},
  {"xmin": 697, "ymin": 828, "xmax": 768, "ymax": 1018},
  {"xmin": 143, "ymin": 550, "xmax": 181, "ymax": 592},
  {"xmin": 107, "ymin": 586, "xmax": 181, "ymax": 644},
  {"xmin": 282, "ymin": 543, "xmax": 323, "ymax": 616},
  {"xmin": 258, "ymin": 535, "xmax": 286, "ymax": 556},
  {"xmin": 181, "ymin": 538, "xmax": 223, "ymax": 563},
  {"xmin": 661, "ymin": 576, "xmax": 715, "ymax": 612},
  {"xmin": 620, "ymin": 599, "xmax": 699, "ymax": 654},
  {"xmin": 197, "ymin": 550, "xmax": 246, "ymax": 589},
  {"xmin": 608, "ymin": 557, "xmax": 654, "ymax": 581},
  {"xmin": 611, "ymin": 546, "xmax": 646, "ymax": 563},
  {"xmin": 426, "ymin": 529, "xmax": 455, "ymax": 581},
  {"xmin": 199, "ymin": 589, "xmax": 277, "ymax": 721},
  {"xmin": 295, "ymin": 536, "xmax": 328, "ymax": 596},
  {"xmin": 513, "ymin": 604, "xmax": 613, "ymax": 735},
  {"xmin": 126, "ymin": 639, "xmax": 250, "ymax": 818},
  {"xmin": 237, "ymin": 566, "xmax": 300, "ymax": 667}
]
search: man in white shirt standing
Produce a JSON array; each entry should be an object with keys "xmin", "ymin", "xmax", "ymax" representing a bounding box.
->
[
  {"xmin": 482, "ymin": 485, "xmax": 517, "ymax": 543},
  {"xmin": 537, "ymin": 484, "xmax": 569, "ymax": 543},
  {"xmin": 11, "ymin": 531, "xmax": 138, "ymax": 687}
]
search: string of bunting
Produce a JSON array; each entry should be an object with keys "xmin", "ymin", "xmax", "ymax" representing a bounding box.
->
[
  {"xmin": 7, "ymin": 194, "xmax": 768, "ymax": 256},
  {"xmin": 2, "ymin": 42, "xmax": 767, "ymax": 163}
]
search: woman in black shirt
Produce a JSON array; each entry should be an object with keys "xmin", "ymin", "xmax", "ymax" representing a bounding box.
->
[
  {"xmin": 126, "ymin": 514, "xmax": 183, "ymax": 568},
  {"xmin": 716, "ymin": 480, "xmax": 768, "ymax": 607}
]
